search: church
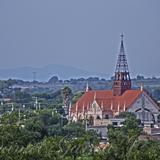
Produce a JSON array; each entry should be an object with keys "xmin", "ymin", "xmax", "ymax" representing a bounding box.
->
[{"xmin": 70, "ymin": 35, "xmax": 160, "ymax": 125}]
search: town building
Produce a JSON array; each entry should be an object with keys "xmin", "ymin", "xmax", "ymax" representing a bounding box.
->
[{"xmin": 70, "ymin": 35, "xmax": 160, "ymax": 125}]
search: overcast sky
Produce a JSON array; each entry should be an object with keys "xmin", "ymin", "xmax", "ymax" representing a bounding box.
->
[{"xmin": 0, "ymin": 0, "xmax": 159, "ymax": 78}]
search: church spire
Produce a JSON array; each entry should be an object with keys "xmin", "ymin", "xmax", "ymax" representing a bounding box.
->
[
  {"xmin": 112, "ymin": 34, "xmax": 131, "ymax": 96},
  {"xmin": 115, "ymin": 34, "xmax": 129, "ymax": 73},
  {"xmin": 85, "ymin": 82, "xmax": 89, "ymax": 92},
  {"xmin": 85, "ymin": 82, "xmax": 92, "ymax": 92}
]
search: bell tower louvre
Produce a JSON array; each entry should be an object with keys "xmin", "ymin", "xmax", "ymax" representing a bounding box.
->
[{"xmin": 112, "ymin": 34, "xmax": 131, "ymax": 96}]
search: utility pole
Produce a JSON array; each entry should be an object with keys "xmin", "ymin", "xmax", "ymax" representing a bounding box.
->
[
  {"xmin": 18, "ymin": 108, "xmax": 21, "ymax": 125},
  {"xmin": 33, "ymin": 72, "xmax": 37, "ymax": 81},
  {"xmin": 1, "ymin": 100, "xmax": 5, "ymax": 113},
  {"xmin": 11, "ymin": 103, "xmax": 14, "ymax": 112},
  {"xmin": 35, "ymin": 97, "xmax": 38, "ymax": 110},
  {"xmin": 1, "ymin": 101, "xmax": 3, "ymax": 106},
  {"xmin": 52, "ymin": 108, "xmax": 56, "ymax": 117}
]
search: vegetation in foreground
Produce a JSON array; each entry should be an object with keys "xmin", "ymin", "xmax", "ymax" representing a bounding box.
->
[{"xmin": 0, "ymin": 110, "xmax": 160, "ymax": 160}]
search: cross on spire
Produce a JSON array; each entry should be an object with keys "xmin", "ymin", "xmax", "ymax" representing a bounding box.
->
[{"xmin": 120, "ymin": 33, "xmax": 124, "ymax": 41}]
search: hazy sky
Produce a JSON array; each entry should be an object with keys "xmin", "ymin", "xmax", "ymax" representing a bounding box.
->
[{"xmin": 0, "ymin": 0, "xmax": 159, "ymax": 78}]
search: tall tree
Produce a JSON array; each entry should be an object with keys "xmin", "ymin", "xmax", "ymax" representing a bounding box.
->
[{"xmin": 62, "ymin": 86, "xmax": 72, "ymax": 115}]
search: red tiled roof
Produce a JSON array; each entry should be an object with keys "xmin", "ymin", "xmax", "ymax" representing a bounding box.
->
[{"xmin": 71, "ymin": 89, "xmax": 142, "ymax": 113}]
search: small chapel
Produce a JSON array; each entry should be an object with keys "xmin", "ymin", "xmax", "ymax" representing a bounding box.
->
[{"xmin": 70, "ymin": 35, "xmax": 160, "ymax": 125}]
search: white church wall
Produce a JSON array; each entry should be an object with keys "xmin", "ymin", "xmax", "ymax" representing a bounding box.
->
[
  {"xmin": 128, "ymin": 93, "xmax": 159, "ymax": 113},
  {"xmin": 128, "ymin": 92, "xmax": 159, "ymax": 122}
]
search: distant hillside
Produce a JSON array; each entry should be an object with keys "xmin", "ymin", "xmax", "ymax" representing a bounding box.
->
[{"xmin": 0, "ymin": 64, "xmax": 107, "ymax": 81}]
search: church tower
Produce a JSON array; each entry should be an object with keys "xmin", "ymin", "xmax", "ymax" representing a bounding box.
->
[{"xmin": 112, "ymin": 34, "xmax": 131, "ymax": 96}]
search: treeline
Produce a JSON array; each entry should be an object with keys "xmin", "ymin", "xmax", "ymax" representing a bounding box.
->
[{"xmin": 0, "ymin": 75, "xmax": 160, "ymax": 102}]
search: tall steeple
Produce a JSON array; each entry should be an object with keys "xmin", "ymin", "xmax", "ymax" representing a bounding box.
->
[
  {"xmin": 85, "ymin": 82, "xmax": 89, "ymax": 92},
  {"xmin": 112, "ymin": 34, "xmax": 131, "ymax": 96},
  {"xmin": 85, "ymin": 82, "xmax": 92, "ymax": 92}
]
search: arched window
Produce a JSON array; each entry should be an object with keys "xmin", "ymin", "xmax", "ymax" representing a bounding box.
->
[
  {"xmin": 157, "ymin": 114, "xmax": 160, "ymax": 123},
  {"xmin": 104, "ymin": 114, "xmax": 109, "ymax": 119},
  {"xmin": 96, "ymin": 115, "xmax": 101, "ymax": 119},
  {"xmin": 89, "ymin": 116, "xmax": 94, "ymax": 125}
]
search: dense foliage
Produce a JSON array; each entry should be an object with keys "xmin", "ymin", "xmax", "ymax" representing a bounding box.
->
[
  {"xmin": 0, "ymin": 109, "xmax": 160, "ymax": 159},
  {"xmin": 0, "ymin": 109, "xmax": 100, "ymax": 159}
]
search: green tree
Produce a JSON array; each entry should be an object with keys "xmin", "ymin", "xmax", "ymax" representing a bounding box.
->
[
  {"xmin": 105, "ymin": 114, "xmax": 142, "ymax": 160},
  {"xmin": 11, "ymin": 90, "xmax": 32, "ymax": 103},
  {"xmin": 25, "ymin": 109, "xmax": 68, "ymax": 138},
  {"xmin": 72, "ymin": 91, "xmax": 84, "ymax": 104},
  {"xmin": 127, "ymin": 140, "xmax": 160, "ymax": 160},
  {"xmin": 62, "ymin": 86, "xmax": 72, "ymax": 107},
  {"xmin": 0, "ymin": 125, "xmax": 36, "ymax": 147}
]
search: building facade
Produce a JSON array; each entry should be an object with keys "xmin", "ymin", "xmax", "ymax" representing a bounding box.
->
[{"xmin": 70, "ymin": 35, "xmax": 160, "ymax": 125}]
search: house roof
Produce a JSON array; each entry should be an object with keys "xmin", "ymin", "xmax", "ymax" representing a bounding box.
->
[{"xmin": 71, "ymin": 89, "xmax": 143, "ymax": 113}]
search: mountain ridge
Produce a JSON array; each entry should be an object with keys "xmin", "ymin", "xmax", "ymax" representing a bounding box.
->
[{"xmin": 0, "ymin": 64, "xmax": 107, "ymax": 81}]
